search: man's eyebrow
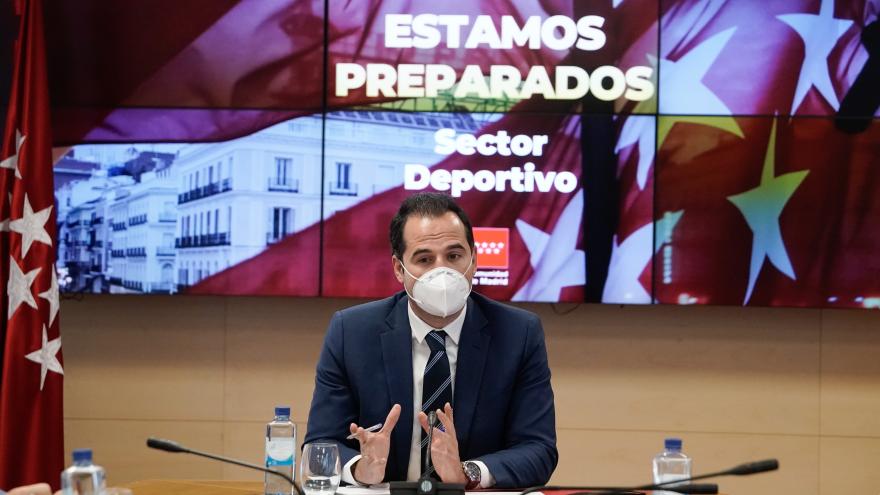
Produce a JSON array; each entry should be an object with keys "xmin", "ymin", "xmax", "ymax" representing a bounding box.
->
[
  {"xmin": 445, "ymin": 243, "xmax": 466, "ymax": 252},
  {"xmin": 410, "ymin": 248, "xmax": 433, "ymax": 259}
]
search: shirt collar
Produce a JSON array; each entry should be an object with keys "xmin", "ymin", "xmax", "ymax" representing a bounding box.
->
[{"xmin": 406, "ymin": 298, "xmax": 466, "ymax": 346}]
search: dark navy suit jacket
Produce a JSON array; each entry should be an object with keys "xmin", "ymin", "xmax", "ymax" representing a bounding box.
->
[{"xmin": 304, "ymin": 291, "xmax": 558, "ymax": 488}]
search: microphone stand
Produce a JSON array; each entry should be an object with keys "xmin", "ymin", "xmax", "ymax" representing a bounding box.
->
[
  {"xmin": 146, "ymin": 437, "xmax": 305, "ymax": 495},
  {"xmin": 519, "ymin": 459, "xmax": 779, "ymax": 495}
]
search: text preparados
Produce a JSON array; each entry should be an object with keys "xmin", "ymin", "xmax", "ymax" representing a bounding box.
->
[{"xmin": 336, "ymin": 14, "xmax": 655, "ymax": 102}]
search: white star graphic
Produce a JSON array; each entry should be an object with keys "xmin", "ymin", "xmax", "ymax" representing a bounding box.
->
[
  {"xmin": 7, "ymin": 256, "xmax": 41, "ymax": 319},
  {"xmin": 9, "ymin": 194, "xmax": 53, "ymax": 258},
  {"xmin": 728, "ymin": 121, "xmax": 809, "ymax": 304},
  {"xmin": 0, "ymin": 129, "xmax": 25, "ymax": 179},
  {"xmin": 39, "ymin": 266, "xmax": 60, "ymax": 327},
  {"xmin": 602, "ymin": 211, "xmax": 683, "ymax": 304},
  {"xmin": 659, "ymin": 27, "xmax": 737, "ymax": 115},
  {"xmin": 618, "ymin": 29, "xmax": 742, "ymax": 190},
  {"xmin": 615, "ymin": 115, "xmax": 655, "ymax": 190},
  {"xmin": 24, "ymin": 324, "xmax": 63, "ymax": 391},
  {"xmin": 0, "ymin": 217, "xmax": 8, "ymax": 232},
  {"xmin": 511, "ymin": 191, "xmax": 585, "ymax": 302},
  {"xmin": 778, "ymin": 0, "xmax": 853, "ymax": 113}
]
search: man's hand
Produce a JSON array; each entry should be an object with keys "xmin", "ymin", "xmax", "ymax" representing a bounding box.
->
[
  {"xmin": 418, "ymin": 402, "xmax": 467, "ymax": 484},
  {"xmin": 7, "ymin": 483, "xmax": 51, "ymax": 495},
  {"xmin": 351, "ymin": 404, "xmax": 401, "ymax": 485}
]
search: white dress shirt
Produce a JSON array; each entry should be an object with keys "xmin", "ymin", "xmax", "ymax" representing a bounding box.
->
[{"xmin": 341, "ymin": 301, "xmax": 494, "ymax": 487}]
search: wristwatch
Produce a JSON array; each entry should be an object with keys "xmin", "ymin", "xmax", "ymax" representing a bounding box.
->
[{"xmin": 462, "ymin": 461, "xmax": 481, "ymax": 490}]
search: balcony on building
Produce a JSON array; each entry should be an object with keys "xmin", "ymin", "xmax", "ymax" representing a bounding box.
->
[
  {"xmin": 158, "ymin": 211, "xmax": 176, "ymax": 223},
  {"xmin": 178, "ymin": 178, "xmax": 232, "ymax": 204},
  {"xmin": 268, "ymin": 177, "xmax": 300, "ymax": 192},
  {"xmin": 156, "ymin": 246, "xmax": 176, "ymax": 257},
  {"xmin": 125, "ymin": 247, "xmax": 147, "ymax": 257},
  {"xmin": 328, "ymin": 181, "xmax": 358, "ymax": 196},
  {"xmin": 174, "ymin": 232, "xmax": 230, "ymax": 248},
  {"xmin": 128, "ymin": 214, "xmax": 148, "ymax": 226}
]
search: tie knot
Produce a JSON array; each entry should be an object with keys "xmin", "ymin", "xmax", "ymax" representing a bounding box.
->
[{"xmin": 427, "ymin": 330, "xmax": 447, "ymax": 351}]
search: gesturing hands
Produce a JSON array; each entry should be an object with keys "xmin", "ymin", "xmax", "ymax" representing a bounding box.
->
[
  {"xmin": 418, "ymin": 402, "xmax": 467, "ymax": 484},
  {"xmin": 350, "ymin": 404, "xmax": 401, "ymax": 485}
]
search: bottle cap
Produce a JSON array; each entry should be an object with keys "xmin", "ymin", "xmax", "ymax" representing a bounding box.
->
[
  {"xmin": 664, "ymin": 438, "xmax": 683, "ymax": 450},
  {"xmin": 275, "ymin": 406, "xmax": 291, "ymax": 417},
  {"xmin": 72, "ymin": 449, "xmax": 93, "ymax": 462}
]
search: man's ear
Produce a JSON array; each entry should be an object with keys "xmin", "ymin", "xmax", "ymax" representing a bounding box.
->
[{"xmin": 392, "ymin": 256, "xmax": 405, "ymax": 284}]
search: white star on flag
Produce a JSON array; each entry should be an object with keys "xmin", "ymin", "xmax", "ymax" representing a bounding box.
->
[
  {"xmin": 24, "ymin": 324, "xmax": 63, "ymax": 391},
  {"xmin": 512, "ymin": 191, "xmax": 585, "ymax": 302},
  {"xmin": 728, "ymin": 120, "xmax": 809, "ymax": 304},
  {"xmin": 618, "ymin": 28, "xmax": 743, "ymax": 190},
  {"xmin": 659, "ymin": 27, "xmax": 738, "ymax": 115},
  {"xmin": 602, "ymin": 211, "xmax": 683, "ymax": 304},
  {"xmin": 9, "ymin": 194, "xmax": 53, "ymax": 258},
  {"xmin": 7, "ymin": 256, "xmax": 41, "ymax": 318},
  {"xmin": 39, "ymin": 266, "xmax": 60, "ymax": 326},
  {"xmin": 615, "ymin": 115, "xmax": 655, "ymax": 190},
  {"xmin": 0, "ymin": 217, "xmax": 8, "ymax": 232},
  {"xmin": 0, "ymin": 129, "xmax": 25, "ymax": 179},
  {"xmin": 777, "ymin": 0, "xmax": 853, "ymax": 113}
]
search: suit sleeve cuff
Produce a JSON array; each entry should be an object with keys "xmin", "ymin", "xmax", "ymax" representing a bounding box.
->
[
  {"xmin": 471, "ymin": 460, "xmax": 495, "ymax": 489},
  {"xmin": 341, "ymin": 454, "xmax": 364, "ymax": 486}
]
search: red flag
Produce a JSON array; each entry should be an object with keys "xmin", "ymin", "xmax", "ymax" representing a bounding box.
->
[{"xmin": 0, "ymin": 0, "xmax": 65, "ymax": 489}]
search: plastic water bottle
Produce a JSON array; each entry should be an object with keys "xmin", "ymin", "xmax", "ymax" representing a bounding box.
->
[
  {"xmin": 61, "ymin": 448, "xmax": 106, "ymax": 495},
  {"xmin": 652, "ymin": 438, "xmax": 692, "ymax": 495},
  {"xmin": 265, "ymin": 406, "xmax": 296, "ymax": 495}
]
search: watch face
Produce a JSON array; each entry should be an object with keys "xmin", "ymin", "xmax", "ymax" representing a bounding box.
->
[{"xmin": 464, "ymin": 462, "xmax": 480, "ymax": 482}]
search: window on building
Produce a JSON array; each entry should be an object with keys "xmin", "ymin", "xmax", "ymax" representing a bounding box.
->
[
  {"xmin": 335, "ymin": 162, "xmax": 351, "ymax": 189},
  {"xmin": 271, "ymin": 207, "xmax": 294, "ymax": 241},
  {"xmin": 276, "ymin": 157, "xmax": 292, "ymax": 183}
]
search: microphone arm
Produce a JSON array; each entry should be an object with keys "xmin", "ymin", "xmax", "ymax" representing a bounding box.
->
[
  {"xmin": 519, "ymin": 458, "xmax": 779, "ymax": 495},
  {"xmin": 636, "ymin": 458, "xmax": 779, "ymax": 489},
  {"xmin": 519, "ymin": 484, "xmax": 716, "ymax": 495},
  {"xmin": 147, "ymin": 437, "xmax": 305, "ymax": 495}
]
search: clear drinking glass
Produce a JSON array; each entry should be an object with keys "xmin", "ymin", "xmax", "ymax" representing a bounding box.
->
[{"xmin": 301, "ymin": 442, "xmax": 341, "ymax": 495}]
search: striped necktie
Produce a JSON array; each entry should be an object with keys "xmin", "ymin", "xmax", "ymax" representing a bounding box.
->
[{"xmin": 420, "ymin": 330, "xmax": 452, "ymax": 473}]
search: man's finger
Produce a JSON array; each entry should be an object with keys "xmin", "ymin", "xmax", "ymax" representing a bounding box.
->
[
  {"xmin": 381, "ymin": 403, "xmax": 402, "ymax": 433},
  {"xmin": 444, "ymin": 402, "xmax": 454, "ymax": 422},
  {"xmin": 417, "ymin": 411, "xmax": 430, "ymax": 433},
  {"xmin": 436, "ymin": 407, "xmax": 455, "ymax": 435},
  {"xmin": 350, "ymin": 423, "xmax": 359, "ymax": 435}
]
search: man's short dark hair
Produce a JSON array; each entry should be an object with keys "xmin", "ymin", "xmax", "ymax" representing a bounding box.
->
[{"xmin": 390, "ymin": 192, "xmax": 475, "ymax": 260}]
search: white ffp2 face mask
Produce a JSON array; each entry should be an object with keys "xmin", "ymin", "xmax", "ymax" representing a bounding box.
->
[{"xmin": 399, "ymin": 257, "xmax": 474, "ymax": 318}]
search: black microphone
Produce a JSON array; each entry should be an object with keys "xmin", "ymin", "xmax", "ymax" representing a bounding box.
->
[
  {"xmin": 725, "ymin": 459, "xmax": 779, "ymax": 476},
  {"xmin": 520, "ymin": 458, "xmax": 779, "ymax": 495},
  {"xmin": 146, "ymin": 437, "xmax": 305, "ymax": 495},
  {"xmin": 422, "ymin": 411, "xmax": 438, "ymax": 475},
  {"xmin": 634, "ymin": 458, "xmax": 780, "ymax": 487}
]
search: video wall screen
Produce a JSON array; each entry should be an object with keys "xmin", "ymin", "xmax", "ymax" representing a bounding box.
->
[{"xmin": 46, "ymin": 0, "xmax": 879, "ymax": 308}]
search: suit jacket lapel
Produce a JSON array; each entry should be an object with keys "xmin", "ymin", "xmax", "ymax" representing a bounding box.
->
[
  {"xmin": 381, "ymin": 295, "xmax": 414, "ymax": 480},
  {"xmin": 453, "ymin": 297, "xmax": 490, "ymax": 455}
]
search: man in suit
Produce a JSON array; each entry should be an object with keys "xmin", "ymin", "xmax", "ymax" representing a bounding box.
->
[{"xmin": 304, "ymin": 192, "xmax": 557, "ymax": 488}]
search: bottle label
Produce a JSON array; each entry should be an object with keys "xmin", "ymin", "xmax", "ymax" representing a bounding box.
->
[{"xmin": 266, "ymin": 438, "xmax": 295, "ymax": 467}]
